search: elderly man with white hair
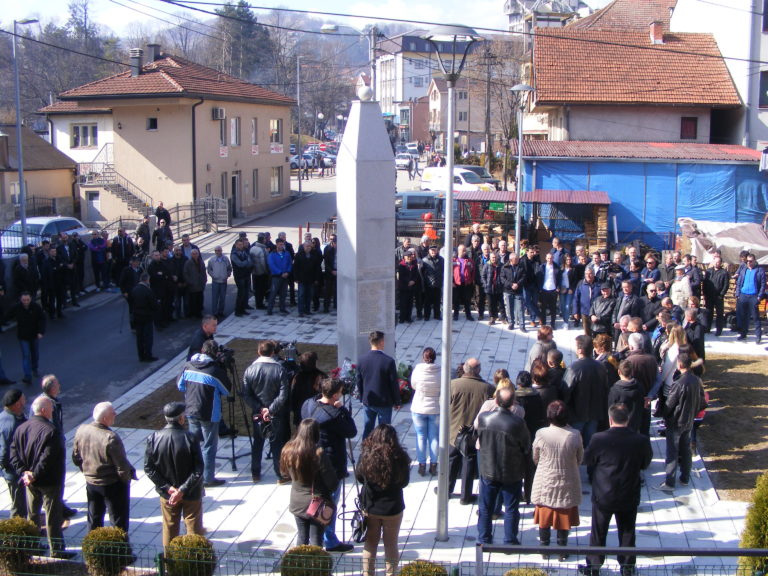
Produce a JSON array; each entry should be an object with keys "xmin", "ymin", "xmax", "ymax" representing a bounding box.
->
[
  {"xmin": 72, "ymin": 402, "xmax": 135, "ymax": 533},
  {"xmin": 10, "ymin": 395, "xmax": 75, "ymax": 559}
]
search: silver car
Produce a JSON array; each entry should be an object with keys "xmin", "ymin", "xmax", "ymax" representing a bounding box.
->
[{"xmin": 2, "ymin": 216, "xmax": 95, "ymax": 254}]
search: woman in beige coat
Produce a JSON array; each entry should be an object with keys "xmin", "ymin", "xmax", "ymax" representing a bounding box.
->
[{"xmin": 531, "ymin": 400, "xmax": 583, "ymax": 560}]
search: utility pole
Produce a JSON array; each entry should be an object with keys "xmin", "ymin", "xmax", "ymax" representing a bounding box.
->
[{"xmin": 483, "ymin": 46, "xmax": 496, "ymax": 172}]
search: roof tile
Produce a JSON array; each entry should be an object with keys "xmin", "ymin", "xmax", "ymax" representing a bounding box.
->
[
  {"xmin": 533, "ymin": 28, "xmax": 740, "ymax": 107},
  {"xmin": 568, "ymin": 0, "xmax": 677, "ymax": 31},
  {"xmin": 59, "ymin": 55, "xmax": 295, "ymax": 106}
]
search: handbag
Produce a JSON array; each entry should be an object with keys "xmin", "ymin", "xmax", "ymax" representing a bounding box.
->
[
  {"xmin": 351, "ymin": 482, "xmax": 369, "ymax": 543},
  {"xmin": 306, "ymin": 486, "xmax": 335, "ymax": 527},
  {"xmin": 455, "ymin": 424, "xmax": 478, "ymax": 458}
]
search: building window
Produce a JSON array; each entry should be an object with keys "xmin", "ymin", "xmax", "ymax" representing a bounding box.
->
[
  {"xmin": 252, "ymin": 168, "xmax": 259, "ymax": 199},
  {"xmin": 269, "ymin": 119, "xmax": 282, "ymax": 144},
  {"xmin": 271, "ymin": 166, "xmax": 282, "ymax": 197},
  {"xmin": 409, "ymin": 42, "xmax": 416, "ymax": 50},
  {"xmin": 250, "ymin": 118, "xmax": 258, "ymax": 145},
  {"xmin": 414, "ymin": 77, "xmax": 423, "ymax": 88},
  {"xmin": 231, "ymin": 117, "xmax": 241, "ymax": 146},
  {"xmin": 458, "ymin": 111, "xmax": 468, "ymax": 122},
  {"xmin": 760, "ymin": 71, "xmax": 768, "ymax": 107},
  {"xmin": 146, "ymin": 118, "xmax": 158, "ymax": 131},
  {"xmin": 71, "ymin": 124, "xmax": 98, "ymax": 148},
  {"xmin": 680, "ymin": 117, "xmax": 698, "ymax": 140},
  {"xmin": 764, "ymin": 0, "xmax": 768, "ymax": 31},
  {"xmin": 221, "ymin": 172, "xmax": 228, "ymax": 198},
  {"xmin": 458, "ymin": 91, "xmax": 467, "ymax": 100},
  {"xmin": 205, "ymin": 183, "xmax": 212, "ymax": 197},
  {"xmin": 219, "ymin": 119, "xmax": 227, "ymax": 146},
  {"xmin": 401, "ymin": 109, "xmax": 411, "ymax": 124},
  {"xmin": 414, "ymin": 59, "xmax": 424, "ymax": 70}
]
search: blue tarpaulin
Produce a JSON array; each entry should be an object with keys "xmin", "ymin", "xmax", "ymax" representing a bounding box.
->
[{"xmin": 523, "ymin": 160, "xmax": 768, "ymax": 249}]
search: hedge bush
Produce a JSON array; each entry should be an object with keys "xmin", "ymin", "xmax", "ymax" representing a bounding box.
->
[
  {"xmin": 81, "ymin": 526, "xmax": 133, "ymax": 576},
  {"xmin": 166, "ymin": 534, "xmax": 216, "ymax": 576},
  {"xmin": 740, "ymin": 471, "xmax": 768, "ymax": 574},
  {"xmin": 399, "ymin": 560, "xmax": 448, "ymax": 576},
  {"xmin": 280, "ymin": 544, "xmax": 332, "ymax": 576},
  {"xmin": 0, "ymin": 517, "xmax": 41, "ymax": 574}
]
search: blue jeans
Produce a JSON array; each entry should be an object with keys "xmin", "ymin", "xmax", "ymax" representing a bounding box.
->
[
  {"xmin": 268, "ymin": 277, "xmax": 287, "ymax": 313},
  {"xmin": 362, "ymin": 405, "xmax": 392, "ymax": 440},
  {"xmin": 211, "ymin": 282, "xmax": 227, "ymax": 315},
  {"xmin": 737, "ymin": 294, "xmax": 762, "ymax": 339},
  {"xmin": 297, "ymin": 283, "xmax": 313, "ymax": 315},
  {"xmin": 19, "ymin": 339, "xmax": 39, "ymax": 380},
  {"xmin": 523, "ymin": 287, "xmax": 540, "ymax": 322},
  {"xmin": 502, "ymin": 292, "xmax": 524, "ymax": 327},
  {"xmin": 572, "ymin": 420, "xmax": 598, "ymax": 449},
  {"xmin": 322, "ymin": 485, "xmax": 342, "ymax": 548},
  {"xmin": 664, "ymin": 426, "xmax": 692, "ymax": 487},
  {"xmin": 187, "ymin": 417, "xmax": 219, "ymax": 482},
  {"xmin": 412, "ymin": 412, "xmax": 439, "ymax": 465},
  {"xmin": 478, "ymin": 476, "xmax": 522, "ymax": 544},
  {"xmin": 560, "ymin": 291, "xmax": 573, "ymax": 320}
]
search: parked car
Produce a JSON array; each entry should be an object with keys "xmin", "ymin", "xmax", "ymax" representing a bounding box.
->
[
  {"xmin": 420, "ymin": 167, "xmax": 495, "ymax": 194},
  {"xmin": 290, "ymin": 144, "xmax": 297, "ymax": 154},
  {"xmin": 395, "ymin": 191, "xmax": 457, "ymax": 220},
  {"xmin": 314, "ymin": 151, "xmax": 336, "ymax": 167},
  {"xmin": 290, "ymin": 153, "xmax": 314, "ymax": 169},
  {"xmin": 395, "ymin": 154, "xmax": 413, "ymax": 170},
  {"xmin": 456, "ymin": 164, "xmax": 502, "ymax": 190},
  {"xmin": 1, "ymin": 216, "xmax": 95, "ymax": 254}
]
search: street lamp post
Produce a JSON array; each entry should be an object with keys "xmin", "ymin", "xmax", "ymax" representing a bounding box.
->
[
  {"xmin": 510, "ymin": 83, "xmax": 533, "ymax": 255},
  {"xmin": 13, "ymin": 18, "xmax": 39, "ymax": 248},
  {"xmin": 423, "ymin": 24, "xmax": 482, "ymax": 542},
  {"xmin": 297, "ymin": 54, "xmax": 302, "ymax": 195}
]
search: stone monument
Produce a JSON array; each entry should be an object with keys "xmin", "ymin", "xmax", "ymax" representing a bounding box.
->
[{"xmin": 336, "ymin": 86, "xmax": 396, "ymax": 363}]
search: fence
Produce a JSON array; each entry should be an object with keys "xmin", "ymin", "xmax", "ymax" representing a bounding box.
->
[
  {"xmin": 100, "ymin": 199, "xmax": 230, "ymax": 240},
  {"xmin": 1, "ymin": 539, "xmax": 765, "ymax": 576}
]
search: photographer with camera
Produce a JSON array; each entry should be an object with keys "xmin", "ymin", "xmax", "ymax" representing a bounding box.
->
[
  {"xmin": 301, "ymin": 377, "xmax": 358, "ymax": 553},
  {"xmin": 242, "ymin": 340, "xmax": 291, "ymax": 484},
  {"xmin": 177, "ymin": 339, "xmax": 231, "ymax": 487}
]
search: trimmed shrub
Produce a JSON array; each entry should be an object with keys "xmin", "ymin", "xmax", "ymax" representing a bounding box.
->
[
  {"xmin": 166, "ymin": 534, "xmax": 216, "ymax": 576},
  {"xmin": 81, "ymin": 526, "xmax": 133, "ymax": 576},
  {"xmin": 503, "ymin": 569, "xmax": 549, "ymax": 576},
  {"xmin": 280, "ymin": 545, "xmax": 332, "ymax": 576},
  {"xmin": 400, "ymin": 560, "xmax": 448, "ymax": 576},
  {"xmin": 0, "ymin": 517, "xmax": 41, "ymax": 574},
  {"xmin": 740, "ymin": 471, "xmax": 768, "ymax": 574}
]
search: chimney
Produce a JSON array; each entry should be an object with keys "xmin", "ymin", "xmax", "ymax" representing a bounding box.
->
[
  {"xmin": 650, "ymin": 21, "xmax": 664, "ymax": 44},
  {"xmin": 130, "ymin": 48, "xmax": 143, "ymax": 77},
  {"xmin": 146, "ymin": 43, "xmax": 161, "ymax": 62}
]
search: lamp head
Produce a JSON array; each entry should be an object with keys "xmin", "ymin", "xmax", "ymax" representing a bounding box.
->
[{"xmin": 422, "ymin": 25, "xmax": 482, "ymax": 83}]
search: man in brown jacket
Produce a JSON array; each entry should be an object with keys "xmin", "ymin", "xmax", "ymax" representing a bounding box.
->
[
  {"xmin": 448, "ymin": 358, "xmax": 494, "ymax": 504},
  {"xmin": 72, "ymin": 402, "xmax": 135, "ymax": 532}
]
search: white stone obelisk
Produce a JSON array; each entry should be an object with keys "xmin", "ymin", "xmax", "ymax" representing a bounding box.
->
[{"xmin": 336, "ymin": 87, "xmax": 396, "ymax": 364}]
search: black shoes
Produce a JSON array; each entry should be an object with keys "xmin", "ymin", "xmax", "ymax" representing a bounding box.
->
[
  {"xmin": 51, "ymin": 550, "xmax": 77, "ymax": 560},
  {"xmin": 578, "ymin": 565, "xmax": 600, "ymax": 576},
  {"xmin": 326, "ymin": 543, "xmax": 354, "ymax": 553},
  {"xmin": 417, "ymin": 464, "xmax": 426, "ymax": 476},
  {"xmin": 204, "ymin": 478, "xmax": 226, "ymax": 487},
  {"xmin": 62, "ymin": 506, "xmax": 78, "ymax": 519},
  {"xmin": 459, "ymin": 495, "xmax": 477, "ymax": 505}
]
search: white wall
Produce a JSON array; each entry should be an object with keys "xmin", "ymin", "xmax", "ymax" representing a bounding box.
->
[{"xmin": 49, "ymin": 114, "xmax": 114, "ymax": 163}]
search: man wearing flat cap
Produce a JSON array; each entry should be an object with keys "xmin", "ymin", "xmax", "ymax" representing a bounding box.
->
[
  {"xmin": 144, "ymin": 402, "xmax": 205, "ymax": 548},
  {"xmin": 0, "ymin": 389, "xmax": 26, "ymax": 517}
]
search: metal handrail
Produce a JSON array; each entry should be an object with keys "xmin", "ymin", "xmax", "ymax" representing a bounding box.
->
[
  {"xmin": 78, "ymin": 162, "xmax": 154, "ymax": 208},
  {"xmin": 89, "ymin": 142, "xmax": 114, "ymax": 165}
]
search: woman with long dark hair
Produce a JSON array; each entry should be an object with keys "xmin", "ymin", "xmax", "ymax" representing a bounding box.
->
[
  {"xmin": 280, "ymin": 419, "xmax": 339, "ymax": 546},
  {"xmin": 356, "ymin": 424, "xmax": 410, "ymax": 576}
]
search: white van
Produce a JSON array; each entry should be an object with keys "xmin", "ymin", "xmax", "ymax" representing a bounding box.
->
[{"xmin": 420, "ymin": 167, "xmax": 495, "ymax": 193}]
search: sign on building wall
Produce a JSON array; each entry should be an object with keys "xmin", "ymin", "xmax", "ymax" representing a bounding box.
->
[
  {"xmin": 251, "ymin": 145, "xmax": 259, "ymax": 156},
  {"xmin": 270, "ymin": 143, "xmax": 284, "ymax": 154},
  {"xmin": 219, "ymin": 146, "xmax": 228, "ymax": 158}
]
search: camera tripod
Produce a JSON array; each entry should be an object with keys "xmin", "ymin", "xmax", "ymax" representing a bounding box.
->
[{"xmin": 217, "ymin": 357, "xmax": 253, "ymax": 471}]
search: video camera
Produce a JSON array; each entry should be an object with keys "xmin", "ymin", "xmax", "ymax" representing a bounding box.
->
[{"xmin": 216, "ymin": 345, "xmax": 236, "ymax": 368}]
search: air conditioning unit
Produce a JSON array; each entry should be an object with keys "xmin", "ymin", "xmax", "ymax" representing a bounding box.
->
[{"xmin": 212, "ymin": 107, "xmax": 226, "ymax": 120}]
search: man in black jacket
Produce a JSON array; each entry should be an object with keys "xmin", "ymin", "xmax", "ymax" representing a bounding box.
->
[
  {"xmin": 301, "ymin": 378, "xmax": 357, "ymax": 553},
  {"xmin": 144, "ymin": 401, "xmax": 204, "ymax": 548},
  {"xmin": 563, "ymin": 335, "xmax": 608, "ymax": 448},
  {"xmin": 242, "ymin": 340, "xmax": 290, "ymax": 483},
  {"xmin": 421, "ymin": 245, "xmax": 443, "ymax": 321},
  {"xmin": 11, "ymin": 395, "xmax": 76, "ymax": 558},
  {"xmin": 356, "ymin": 331, "xmax": 399, "ymax": 440},
  {"xmin": 580, "ymin": 403, "xmax": 652, "ymax": 576},
  {"xmin": 612, "ymin": 280, "xmax": 643, "ymax": 343},
  {"xmin": 476, "ymin": 387, "xmax": 530, "ymax": 545},
  {"xmin": 0, "ymin": 389, "xmax": 26, "ymax": 518},
  {"xmin": 177, "ymin": 340, "xmax": 230, "ymax": 487},
  {"xmin": 323, "ymin": 235, "xmax": 338, "ymax": 313},
  {"xmin": 293, "ymin": 241, "xmax": 322, "ymax": 317},
  {"xmin": 656, "ymin": 353, "xmax": 706, "ymax": 493},
  {"xmin": 703, "ymin": 255, "xmax": 730, "ymax": 336},
  {"xmin": 130, "ymin": 273, "xmax": 159, "ymax": 362},
  {"xmin": 501, "ymin": 252, "xmax": 527, "ymax": 331},
  {"xmin": 397, "ymin": 250, "xmax": 422, "ymax": 323},
  {"xmin": 3, "ymin": 292, "xmax": 46, "ymax": 385}
]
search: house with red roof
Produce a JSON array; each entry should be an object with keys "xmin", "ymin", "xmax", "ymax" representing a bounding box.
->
[
  {"xmin": 513, "ymin": 0, "xmax": 768, "ymax": 250},
  {"xmin": 41, "ymin": 44, "xmax": 295, "ymax": 224}
]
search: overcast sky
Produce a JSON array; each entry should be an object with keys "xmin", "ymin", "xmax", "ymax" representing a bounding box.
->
[{"xmin": 5, "ymin": 0, "xmax": 613, "ymax": 37}]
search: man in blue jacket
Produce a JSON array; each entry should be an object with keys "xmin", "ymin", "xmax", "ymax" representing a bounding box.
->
[
  {"xmin": 356, "ymin": 331, "xmax": 399, "ymax": 439},
  {"xmin": 177, "ymin": 340, "xmax": 230, "ymax": 487},
  {"xmin": 735, "ymin": 253, "xmax": 766, "ymax": 344},
  {"xmin": 267, "ymin": 238, "xmax": 293, "ymax": 315}
]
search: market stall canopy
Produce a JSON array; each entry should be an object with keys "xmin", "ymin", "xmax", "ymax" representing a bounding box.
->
[{"xmin": 679, "ymin": 217, "xmax": 768, "ymax": 265}]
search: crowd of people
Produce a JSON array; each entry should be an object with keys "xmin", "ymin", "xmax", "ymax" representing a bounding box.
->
[{"xmin": 396, "ymin": 226, "xmax": 764, "ymax": 345}]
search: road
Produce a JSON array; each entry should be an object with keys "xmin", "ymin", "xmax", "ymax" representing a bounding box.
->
[{"xmin": 0, "ymin": 186, "xmax": 338, "ymax": 431}]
